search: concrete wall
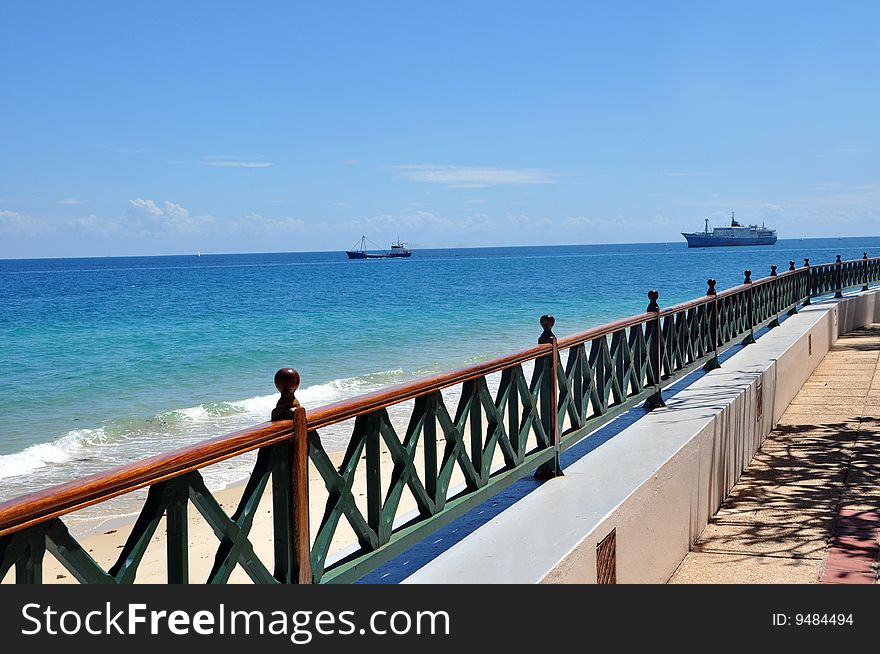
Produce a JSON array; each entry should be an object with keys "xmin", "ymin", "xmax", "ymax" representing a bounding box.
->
[{"xmin": 403, "ymin": 289, "xmax": 880, "ymax": 584}]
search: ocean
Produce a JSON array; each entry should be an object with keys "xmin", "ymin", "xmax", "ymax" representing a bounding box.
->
[{"xmin": 2, "ymin": 237, "xmax": 878, "ymax": 530}]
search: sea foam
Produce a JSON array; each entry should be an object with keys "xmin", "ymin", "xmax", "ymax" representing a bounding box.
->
[
  {"xmin": 0, "ymin": 428, "xmax": 108, "ymax": 481},
  {"xmin": 0, "ymin": 369, "xmax": 408, "ymax": 484}
]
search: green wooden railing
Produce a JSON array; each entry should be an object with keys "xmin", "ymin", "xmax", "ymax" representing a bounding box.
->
[{"xmin": 1, "ymin": 254, "xmax": 877, "ymax": 584}]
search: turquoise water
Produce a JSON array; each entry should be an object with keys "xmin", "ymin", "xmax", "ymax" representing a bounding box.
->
[{"xmin": 2, "ymin": 238, "xmax": 879, "ymax": 505}]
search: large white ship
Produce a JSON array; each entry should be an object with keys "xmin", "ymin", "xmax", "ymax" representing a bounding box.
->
[{"xmin": 682, "ymin": 213, "xmax": 777, "ymax": 248}]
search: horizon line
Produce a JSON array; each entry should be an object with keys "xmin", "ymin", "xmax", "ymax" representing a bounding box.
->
[{"xmin": 2, "ymin": 235, "xmax": 879, "ymax": 262}]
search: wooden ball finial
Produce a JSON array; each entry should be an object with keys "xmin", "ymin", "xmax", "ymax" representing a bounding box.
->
[
  {"xmin": 538, "ymin": 314, "xmax": 556, "ymax": 344},
  {"xmin": 646, "ymin": 290, "xmax": 660, "ymax": 312},
  {"xmin": 274, "ymin": 367, "xmax": 300, "ymax": 394},
  {"xmin": 272, "ymin": 367, "xmax": 302, "ymax": 421}
]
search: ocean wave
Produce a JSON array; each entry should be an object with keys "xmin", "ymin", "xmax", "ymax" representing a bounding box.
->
[
  {"xmin": 0, "ymin": 428, "xmax": 108, "ymax": 481},
  {"xmin": 0, "ymin": 368, "xmax": 407, "ymax": 483},
  {"xmin": 155, "ymin": 368, "xmax": 407, "ymax": 424},
  {"xmin": 296, "ymin": 368, "xmax": 406, "ymax": 405},
  {"xmin": 157, "ymin": 401, "xmax": 246, "ymax": 425}
]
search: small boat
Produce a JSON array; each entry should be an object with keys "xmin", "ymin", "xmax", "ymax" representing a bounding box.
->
[
  {"xmin": 345, "ymin": 236, "xmax": 412, "ymax": 259},
  {"xmin": 682, "ymin": 212, "xmax": 777, "ymax": 248}
]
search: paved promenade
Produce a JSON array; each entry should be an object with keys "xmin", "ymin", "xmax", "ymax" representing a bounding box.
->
[{"xmin": 669, "ymin": 326, "xmax": 880, "ymax": 584}]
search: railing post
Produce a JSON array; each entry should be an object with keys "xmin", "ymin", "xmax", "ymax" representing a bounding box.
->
[
  {"xmin": 271, "ymin": 367, "xmax": 312, "ymax": 584},
  {"xmin": 863, "ymin": 252, "xmax": 870, "ymax": 292},
  {"xmin": 534, "ymin": 315, "xmax": 563, "ymax": 479},
  {"xmin": 803, "ymin": 258, "xmax": 811, "ymax": 306},
  {"xmin": 787, "ymin": 261, "xmax": 798, "ymax": 315},
  {"xmin": 15, "ymin": 532, "xmax": 45, "ymax": 584},
  {"xmin": 834, "ymin": 254, "xmax": 843, "ymax": 298},
  {"xmin": 742, "ymin": 269, "xmax": 756, "ymax": 345},
  {"xmin": 768, "ymin": 265, "xmax": 780, "ymax": 329},
  {"xmin": 165, "ymin": 479, "xmax": 189, "ymax": 584},
  {"xmin": 644, "ymin": 290, "xmax": 666, "ymax": 409},
  {"xmin": 703, "ymin": 279, "xmax": 720, "ymax": 371}
]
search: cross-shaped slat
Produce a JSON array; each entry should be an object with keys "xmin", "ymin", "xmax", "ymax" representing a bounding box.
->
[
  {"xmin": 660, "ymin": 314, "xmax": 674, "ymax": 379},
  {"xmin": 187, "ymin": 472, "xmax": 276, "ymax": 584},
  {"xmin": 561, "ymin": 344, "xmax": 586, "ymax": 427},
  {"xmin": 434, "ymin": 386, "xmax": 482, "ymax": 504},
  {"xmin": 513, "ymin": 364, "xmax": 545, "ymax": 452},
  {"xmin": 310, "ymin": 426, "xmax": 377, "ymax": 578},
  {"xmin": 609, "ymin": 329, "xmax": 628, "ymax": 405},
  {"xmin": 376, "ymin": 407, "xmax": 435, "ymax": 544},
  {"xmin": 477, "ymin": 373, "xmax": 519, "ymax": 474},
  {"xmin": 627, "ymin": 324, "xmax": 647, "ymax": 395},
  {"xmin": 588, "ymin": 335, "xmax": 612, "ymax": 414},
  {"xmin": 108, "ymin": 478, "xmax": 182, "ymax": 583},
  {"xmin": 202, "ymin": 445, "xmax": 277, "ymax": 583},
  {"xmin": 44, "ymin": 519, "xmax": 115, "ymax": 583}
]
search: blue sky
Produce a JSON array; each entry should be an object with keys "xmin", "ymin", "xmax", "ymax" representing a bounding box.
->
[{"xmin": 1, "ymin": 1, "xmax": 878, "ymax": 257}]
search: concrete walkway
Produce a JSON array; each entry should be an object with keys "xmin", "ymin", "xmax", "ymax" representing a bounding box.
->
[{"xmin": 669, "ymin": 326, "xmax": 880, "ymax": 584}]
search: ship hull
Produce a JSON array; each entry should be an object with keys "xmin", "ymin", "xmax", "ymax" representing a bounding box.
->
[
  {"xmin": 346, "ymin": 251, "xmax": 412, "ymax": 259},
  {"xmin": 682, "ymin": 234, "xmax": 777, "ymax": 248}
]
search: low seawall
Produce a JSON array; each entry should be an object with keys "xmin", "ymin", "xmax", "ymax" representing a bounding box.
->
[{"xmin": 403, "ymin": 289, "xmax": 880, "ymax": 583}]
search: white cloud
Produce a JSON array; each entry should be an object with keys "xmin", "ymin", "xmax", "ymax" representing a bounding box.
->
[
  {"xmin": 346, "ymin": 210, "xmax": 456, "ymax": 232},
  {"xmin": 57, "ymin": 198, "xmax": 83, "ymax": 205},
  {"xmin": 0, "ymin": 209, "xmax": 48, "ymax": 235},
  {"xmin": 560, "ymin": 215, "xmax": 601, "ymax": 228},
  {"xmin": 391, "ymin": 164, "xmax": 561, "ymax": 188},
  {"xmin": 162, "ymin": 201, "xmax": 190, "ymax": 222},
  {"xmin": 200, "ymin": 156, "xmax": 272, "ymax": 169},
  {"xmin": 127, "ymin": 198, "xmax": 213, "ymax": 234},
  {"xmin": 71, "ymin": 214, "xmax": 125, "ymax": 236},
  {"xmin": 235, "ymin": 213, "xmax": 306, "ymax": 234},
  {"xmin": 128, "ymin": 197, "xmax": 164, "ymax": 218}
]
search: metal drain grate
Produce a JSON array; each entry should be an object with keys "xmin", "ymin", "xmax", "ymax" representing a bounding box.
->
[
  {"xmin": 596, "ymin": 529, "xmax": 616, "ymax": 584},
  {"xmin": 756, "ymin": 379, "xmax": 764, "ymax": 422}
]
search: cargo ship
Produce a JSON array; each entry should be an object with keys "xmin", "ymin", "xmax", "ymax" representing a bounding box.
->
[
  {"xmin": 682, "ymin": 213, "xmax": 777, "ymax": 248},
  {"xmin": 345, "ymin": 236, "xmax": 412, "ymax": 259}
]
